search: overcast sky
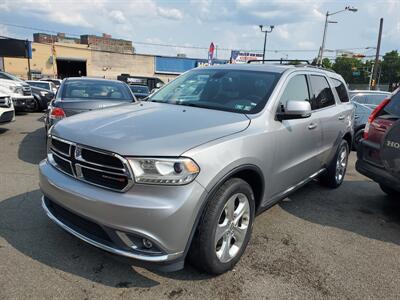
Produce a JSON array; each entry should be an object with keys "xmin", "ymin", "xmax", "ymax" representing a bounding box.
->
[{"xmin": 0, "ymin": 0, "xmax": 399, "ymax": 60}]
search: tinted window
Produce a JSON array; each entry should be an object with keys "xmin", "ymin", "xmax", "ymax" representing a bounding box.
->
[
  {"xmin": 150, "ymin": 69, "xmax": 280, "ymax": 114},
  {"xmin": 130, "ymin": 85, "xmax": 149, "ymax": 94},
  {"xmin": 61, "ymin": 80, "xmax": 134, "ymax": 101},
  {"xmin": 310, "ymin": 75, "xmax": 335, "ymax": 109},
  {"xmin": 28, "ymin": 82, "xmax": 51, "ymax": 90},
  {"xmin": 280, "ymin": 75, "xmax": 310, "ymax": 108},
  {"xmin": 381, "ymin": 90, "xmax": 400, "ymax": 117},
  {"xmin": 331, "ymin": 78, "xmax": 349, "ymax": 102}
]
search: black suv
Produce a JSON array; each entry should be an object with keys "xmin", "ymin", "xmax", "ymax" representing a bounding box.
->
[{"xmin": 356, "ymin": 88, "xmax": 400, "ymax": 196}]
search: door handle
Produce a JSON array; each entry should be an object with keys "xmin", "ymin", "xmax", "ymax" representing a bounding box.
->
[
  {"xmin": 338, "ymin": 115, "xmax": 345, "ymax": 120},
  {"xmin": 354, "ymin": 114, "xmax": 359, "ymax": 119},
  {"xmin": 308, "ymin": 123, "xmax": 318, "ymax": 130}
]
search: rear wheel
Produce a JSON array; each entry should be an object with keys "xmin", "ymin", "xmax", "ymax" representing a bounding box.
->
[
  {"xmin": 320, "ymin": 140, "xmax": 349, "ymax": 188},
  {"xmin": 379, "ymin": 184, "xmax": 399, "ymax": 197},
  {"xmin": 188, "ymin": 178, "xmax": 255, "ymax": 274}
]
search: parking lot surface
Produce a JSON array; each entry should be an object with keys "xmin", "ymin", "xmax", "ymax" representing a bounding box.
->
[{"xmin": 1, "ymin": 113, "xmax": 400, "ymax": 299}]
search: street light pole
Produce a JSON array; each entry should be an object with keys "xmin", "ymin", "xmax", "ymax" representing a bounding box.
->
[
  {"xmin": 259, "ymin": 25, "xmax": 274, "ymax": 64},
  {"xmin": 317, "ymin": 6, "xmax": 357, "ymax": 65}
]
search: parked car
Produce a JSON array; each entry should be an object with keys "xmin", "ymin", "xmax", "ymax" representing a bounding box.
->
[
  {"xmin": 40, "ymin": 64, "xmax": 354, "ymax": 274},
  {"xmin": 26, "ymin": 80, "xmax": 57, "ymax": 94},
  {"xmin": 356, "ymin": 88, "xmax": 400, "ymax": 197},
  {"xmin": 40, "ymin": 78, "xmax": 62, "ymax": 89},
  {"xmin": 349, "ymin": 90, "xmax": 391, "ymax": 149},
  {"xmin": 0, "ymin": 91, "xmax": 15, "ymax": 124},
  {"xmin": 0, "ymin": 71, "xmax": 34, "ymax": 112},
  {"xmin": 30, "ymin": 86, "xmax": 55, "ymax": 112},
  {"xmin": 129, "ymin": 84, "xmax": 150, "ymax": 100},
  {"xmin": 44, "ymin": 77, "xmax": 135, "ymax": 132}
]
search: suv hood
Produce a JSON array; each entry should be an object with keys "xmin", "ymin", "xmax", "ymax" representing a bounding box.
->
[{"xmin": 51, "ymin": 101, "xmax": 250, "ymax": 156}]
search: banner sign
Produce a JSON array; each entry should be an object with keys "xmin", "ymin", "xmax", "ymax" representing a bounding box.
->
[
  {"xmin": 230, "ymin": 50, "xmax": 263, "ymax": 64},
  {"xmin": 0, "ymin": 38, "xmax": 32, "ymax": 58}
]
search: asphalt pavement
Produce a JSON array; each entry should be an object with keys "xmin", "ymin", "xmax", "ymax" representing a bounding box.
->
[{"xmin": 1, "ymin": 113, "xmax": 400, "ymax": 299}]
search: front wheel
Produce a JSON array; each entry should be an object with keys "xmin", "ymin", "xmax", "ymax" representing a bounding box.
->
[
  {"xmin": 188, "ymin": 178, "xmax": 255, "ymax": 274},
  {"xmin": 320, "ymin": 140, "xmax": 349, "ymax": 188}
]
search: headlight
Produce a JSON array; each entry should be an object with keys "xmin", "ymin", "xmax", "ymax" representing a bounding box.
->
[
  {"xmin": 40, "ymin": 91, "xmax": 48, "ymax": 97},
  {"xmin": 128, "ymin": 157, "xmax": 200, "ymax": 185},
  {"xmin": 9, "ymin": 86, "xmax": 23, "ymax": 95}
]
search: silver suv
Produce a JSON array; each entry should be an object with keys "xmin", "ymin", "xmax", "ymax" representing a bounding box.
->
[{"xmin": 40, "ymin": 64, "xmax": 354, "ymax": 274}]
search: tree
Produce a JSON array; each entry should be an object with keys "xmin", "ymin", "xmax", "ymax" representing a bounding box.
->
[
  {"xmin": 332, "ymin": 56, "xmax": 364, "ymax": 84},
  {"xmin": 321, "ymin": 58, "xmax": 332, "ymax": 69},
  {"xmin": 380, "ymin": 50, "xmax": 400, "ymax": 88}
]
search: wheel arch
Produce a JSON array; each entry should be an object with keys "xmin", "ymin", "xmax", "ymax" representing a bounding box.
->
[{"xmin": 184, "ymin": 164, "xmax": 265, "ymax": 260}]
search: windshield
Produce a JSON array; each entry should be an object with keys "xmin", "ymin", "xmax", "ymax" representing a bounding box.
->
[
  {"xmin": 149, "ymin": 68, "xmax": 280, "ymax": 114},
  {"xmin": 28, "ymin": 81, "xmax": 51, "ymax": 90},
  {"xmin": 0, "ymin": 72, "xmax": 24, "ymax": 82},
  {"xmin": 61, "ymin": 80, "xmax": 134, "ymax": 101},
  {"xmin": 130, "ymin": 85, "xmax": 149, "ymax": 94}
]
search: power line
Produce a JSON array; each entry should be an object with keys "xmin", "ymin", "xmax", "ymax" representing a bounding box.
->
[{"xmin": 0, "ymin": 21, "xmax": 380, "ymax": 56}]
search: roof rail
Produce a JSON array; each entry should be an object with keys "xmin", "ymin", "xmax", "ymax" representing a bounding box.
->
[{"xmin": 247, "ymin": 59, "xmax": 311, "ymax": 65}]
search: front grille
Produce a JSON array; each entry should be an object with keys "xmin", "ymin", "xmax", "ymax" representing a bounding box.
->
[
  {"xmin": 44, "ymin": 198, "xmax": 112, "ymax": 243},
  {"xmin": 48, "ymin": 136, "xmax": 133, "ymax": 192},
  {"xmin": 81, "ymin": 148, "xmax": 124, "ymax": 169},
  {"xmin": 23, "ymin": 91, "xmax": 31, "ymax": 96}
]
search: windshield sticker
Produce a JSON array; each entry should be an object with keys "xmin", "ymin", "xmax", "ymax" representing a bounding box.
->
[{"xmin": 235, "ymin": 104, "xmax": 244, "ymax": 110}]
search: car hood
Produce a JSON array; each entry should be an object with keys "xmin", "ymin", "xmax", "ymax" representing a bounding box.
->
[{"xmin": 51, "ymin": 101, "xmax": 250, "ymax": 156}]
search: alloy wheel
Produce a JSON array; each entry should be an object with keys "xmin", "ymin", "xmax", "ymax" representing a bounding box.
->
[
  {"xmin": 335, "ymin": 145, "xmax": 348, "ymax": 183},
  {"xmin": 215, "ymin": 193, "xmax": 250, "ymax": 263}
]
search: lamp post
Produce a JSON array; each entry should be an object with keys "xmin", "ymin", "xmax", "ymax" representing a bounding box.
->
[
  {"xmin": 259, "ymin": 25, "xmax": 274, "ymax": 63},
  {"xmin": 317, "ymin": 6, "xmax": 357, "ymax": 65}
]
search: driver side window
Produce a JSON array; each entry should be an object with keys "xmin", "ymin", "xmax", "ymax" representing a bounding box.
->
[{"xmin": 279, "ymin": 75, "xmax": 311, "ymax": 111}]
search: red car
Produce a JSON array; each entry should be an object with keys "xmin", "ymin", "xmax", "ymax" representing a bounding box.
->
[{"xmin": 356, "ymin": 88, "xmax": 400, "ymax": 197}]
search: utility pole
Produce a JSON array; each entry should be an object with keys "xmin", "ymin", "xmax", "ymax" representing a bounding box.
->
[
  {"xmin": 25, "ymin": 39, "xmax": 31, "ymax": 80},
  {"xmin": 371, "ymin": 18, "xmax": 383, "ymax": 90},
  {"xmin": 259, "ymin": 25, "xmax": 274, "ymax": 63},
  {"xmin": 317, "ymin": 6, "xmax": 357, "ymax": 65}
]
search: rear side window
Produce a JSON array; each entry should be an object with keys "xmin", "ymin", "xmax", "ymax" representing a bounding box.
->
[
  {"xmin": 331, "ymin": 78, "xmax": 349, "ymax": 102},
  {"xmin": 310, "ymin": 75, "xmax": 335, "ymax": 109},
  {"xmin": 381, "ymin": 90, "xmax": 400, "ymax": 117},
  {"xmin": 279, "ymin": 75, "xmax": 310, "ymax": 108}
]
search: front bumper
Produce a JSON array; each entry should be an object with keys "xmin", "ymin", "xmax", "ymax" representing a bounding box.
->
[
  {"xmin": 12, "ymin": 96, "xmax": 34, "ymax": 111},
  {"xmin": 39, "ymin": 159, "xmax": 207, "ymax": 269}
]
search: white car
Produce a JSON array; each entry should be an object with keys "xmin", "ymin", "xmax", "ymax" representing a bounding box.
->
[
  {"xmin": 0, "ymin": 71, "xmax": 34, "ymax": 112},
  {"xmin": 0, "ymin": 89, "xmax": 15, "ymax": 124}
]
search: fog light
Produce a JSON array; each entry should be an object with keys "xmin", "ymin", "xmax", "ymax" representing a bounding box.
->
[{"xmin": 142, "ymin": 238, "xmax": 153, "ymax": 249}]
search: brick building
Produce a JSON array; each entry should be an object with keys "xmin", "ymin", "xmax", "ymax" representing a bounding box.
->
[{"xmin": 80, "ymin": 33, "xmax": 134, "ymax": 54}]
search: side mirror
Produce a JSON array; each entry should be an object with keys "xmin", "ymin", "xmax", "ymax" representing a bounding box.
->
[
  {"xmin": 277, "ymin": 100, "xmax": 312, "ymax": 121},
  {"xmin": 156, "ymin": 82, "xmax": 164, "ymax": 88}
]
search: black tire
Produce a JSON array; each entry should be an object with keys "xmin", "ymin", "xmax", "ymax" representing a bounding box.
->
[
  {"xmin": 379, "ymin": 184, "xmax": 399, "ymax": 197},
  {"xmin": 29, "ymin": 97, "xmax": 40, "ymax": 112},
  {"xmin": 188, "ymin": 178, "xmax": 255, "ymax": 274},
  {"xmin": 320, "ymin": 139, "xmax": 349, "ymax": 188},
  {"xmin": 353, "ymin": 128, "xmax": 364, "ymax": 151}
]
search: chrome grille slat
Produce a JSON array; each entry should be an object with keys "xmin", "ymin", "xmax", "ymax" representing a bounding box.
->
[{"xmin": 48, "ymin": 136, "xmax": 133, "ymax": 192}]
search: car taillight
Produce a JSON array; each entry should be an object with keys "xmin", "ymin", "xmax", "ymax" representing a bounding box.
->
[
  {"xmin": 364, "ymin": 98, "xmax": 390, "ymax": 139},
  {"xmin": 50, "ymin": 107, "xmax": 66, "ymax": 120}
]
